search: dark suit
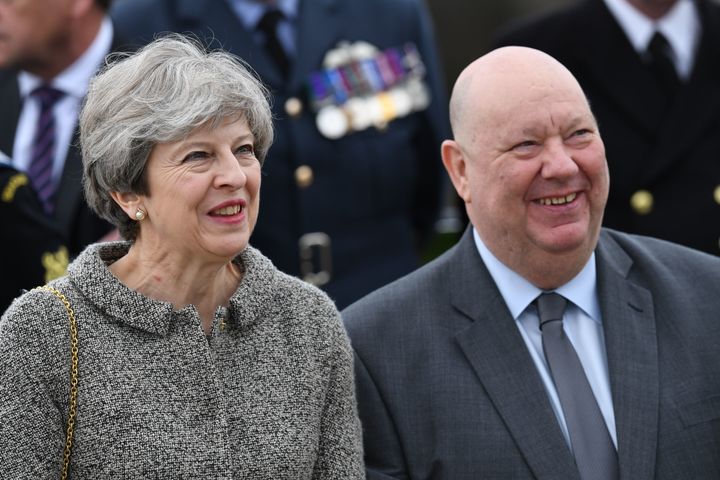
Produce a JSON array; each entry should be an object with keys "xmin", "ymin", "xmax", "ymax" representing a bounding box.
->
[
  {"xmin": 111, "ymin": 0, "xmax": 451, "ymax": 308},
  {"xmin": 343, "ymin": 227, "xmax": 720, "ymax": 479},
  {"xmin": 493, "ymin": 0, "xmax": 720, "ymax": 256}
]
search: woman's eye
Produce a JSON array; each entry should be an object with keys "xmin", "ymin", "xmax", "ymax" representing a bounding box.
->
[
  {"xmin": 183, "ymin": 151, "xmax": 209, "ymax": 162},
  {"xmin": 235, "ymin": 144, "xmax": 255, "ymax": 156}
]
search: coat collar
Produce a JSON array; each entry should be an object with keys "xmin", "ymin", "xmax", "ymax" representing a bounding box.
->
[
  {"xmin": 172, "ymin": 0, "xmax": 342, "ymax": 90},
  {"xmin": 67, "ymin": 242, "xmax": 278, "ymax": 335}
]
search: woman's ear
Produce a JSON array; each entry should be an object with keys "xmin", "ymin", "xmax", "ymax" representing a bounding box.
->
[{"xmin": 110, "ymin": 191, "xmax": 142, "ymax": 220}]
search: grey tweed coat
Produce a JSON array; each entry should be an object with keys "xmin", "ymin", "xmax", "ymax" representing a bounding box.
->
[{"xmin": 0, "ymin": 242, "xmax": 364, "ymax": 479}]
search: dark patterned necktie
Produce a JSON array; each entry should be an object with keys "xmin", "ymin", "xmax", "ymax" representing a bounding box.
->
[
  {"xmin": 536, "ymin": 293, "xmax": 619, "ymax": 480},
  {"xmin": 27, "ymin": 85, "xmax": 64, "ymax": 215},
  {"xmin": 257, "ymin": 8, "xmax": 291, "ymax": 79}
]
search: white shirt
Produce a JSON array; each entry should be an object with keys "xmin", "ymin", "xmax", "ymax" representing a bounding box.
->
[
  {"xmin": 12, "ymin": 17, "xmax": 113, "ymax": 187},
  {"xmin": 603, "ymin": 0, "xmax": 700, "ymax": 79},
  {"xmin": 473, "ymin": 228, "xmax": 617, "ymax": 449}
]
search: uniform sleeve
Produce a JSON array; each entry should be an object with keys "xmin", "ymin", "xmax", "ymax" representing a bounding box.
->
[
  {"xmin": 312, "ymin": 312, "xmax": 366, "ymax": 479},
  {"xmin": 0, "ymin": 297, "xmax": 67, "ymax": 477}
]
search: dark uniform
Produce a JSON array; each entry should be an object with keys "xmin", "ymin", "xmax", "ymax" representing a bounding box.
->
[
  {"xmin": 0, "ymin": 163, "xmax": 68, "ymax": 312},
  {"xmin": 111, "ymin": 0, "xmax": 451, "ymax": 308},
  {"xmin": 494, "ymin": 0, "xmax": 720, "ymax": 255}
]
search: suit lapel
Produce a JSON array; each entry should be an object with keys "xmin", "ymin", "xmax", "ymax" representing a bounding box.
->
[
  {"xmin": 53, "ymin": 133, "xmax": 83, "ymax": 237},
  {"xmin": 0, "ymin": 73, "xmax": 21, "ymax": 157},
  {"xmin": 596, "ymin": 232, "xmax": 658, "ymax": 480},
  {"xmin": 291, "ymin": 0, "xmax": 342, "ymax": 90},
  {"xmin": 450, "ymin": 229, "xmax": 580, "ymax": 480}
]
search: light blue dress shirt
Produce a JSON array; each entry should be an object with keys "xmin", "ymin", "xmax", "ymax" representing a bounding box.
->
[{"xmin": 473, "ymin": 229, "xmax": 617, "ymax": 449}]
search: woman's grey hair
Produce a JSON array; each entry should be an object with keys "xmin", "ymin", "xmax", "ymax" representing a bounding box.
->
[{"xmin": 80, "ymin": 34, "xmax": 274, "ymax": 240}]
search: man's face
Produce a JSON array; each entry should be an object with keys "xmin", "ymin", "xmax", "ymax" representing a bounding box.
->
[
  {"xmin": 0, "ymin": 0, "xmax": 73, "ymax": 72},
  {"xmin": 454, "ymin": 66, "xmax": 609, "ymax": 279}
]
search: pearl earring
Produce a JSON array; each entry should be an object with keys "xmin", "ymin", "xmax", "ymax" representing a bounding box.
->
[{"xmin": 135, "ymin": 208, "xmax": 146, "ymax": 221}]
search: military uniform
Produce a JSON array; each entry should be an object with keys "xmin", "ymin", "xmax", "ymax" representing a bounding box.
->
[
  {"xmin": 0, "ymin": 163, "xmax": 68, "ymax": 312},
  {"xmin": 111, "ymin": 0, "xmax": 451, "ymax": 308},
  {"xmin": 494, "ymin": 0, "xmax": 720, "ymax": 255}
]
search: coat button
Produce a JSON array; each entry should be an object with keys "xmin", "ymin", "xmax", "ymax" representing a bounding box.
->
[
  {"xmin": 295, "ymin": 165, "xmax": 314, "ymax": 188},
  {"xmin": 630, "ymin": 190, "xmax": 653, "ymax": 215},
  {"xmin": 714, "ymin": 185, "xmax": 720, "ymax": 205},
  {"xmin": 285, "ymin": 97, "xmax": 303, "ymax": 118}
]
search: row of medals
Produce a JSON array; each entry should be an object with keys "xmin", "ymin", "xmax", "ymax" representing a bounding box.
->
[{"xmin": 307, "ymin": 41, "xmax": 431, "ymax": 139}]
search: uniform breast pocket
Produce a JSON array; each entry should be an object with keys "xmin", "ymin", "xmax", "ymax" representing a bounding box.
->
[{"xmin": 360, "ymin": 117, "xmax": 420, "ymax": 214}]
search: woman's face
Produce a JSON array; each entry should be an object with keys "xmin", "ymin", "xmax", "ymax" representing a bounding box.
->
[{"xmin": 136, "ymin": 117, "xmax": 261, "ymax": 262}]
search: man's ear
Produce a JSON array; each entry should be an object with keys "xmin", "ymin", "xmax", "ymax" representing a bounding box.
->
[
  {"xmin": 441, "ymin": 140, "xmax": 471, "ymax": 203},
  {"xmin": 109, "ymin": 191, "xmax": 142, "ymax": 220}
]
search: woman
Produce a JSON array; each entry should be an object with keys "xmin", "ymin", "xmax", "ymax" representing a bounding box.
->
[{"xmin": 0, "ymin": 35, "xmax": 364, "ymax": 478}]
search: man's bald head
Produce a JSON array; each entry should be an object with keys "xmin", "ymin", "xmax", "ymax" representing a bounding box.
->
[
  {"xmin": 449, "ymin": 47, "xmax": 591, "ymax": 147},
  {"xmin": 441, "ymin": 46, "xmax": 609, "ymax": 289}
]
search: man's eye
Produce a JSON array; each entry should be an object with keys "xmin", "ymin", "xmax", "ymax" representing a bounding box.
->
[
  {"xmin": 512, "ymin": 140, "xmax": 537, "ymax": 150},
  {"xmin": 573, "ymin": 129, "xmax": 591, "ymax": 136}
]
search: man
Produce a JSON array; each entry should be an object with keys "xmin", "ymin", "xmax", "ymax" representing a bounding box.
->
[
  {"xmin": 110, "ymin": 0, "xmax": 451, "ymax": 308},
  {"xmin": 493, "ymin": 0, "xmax": 720, "ymax": 256},
  {"xmin": 0, "ymin": 0, "xmax": 121, "ymax": 305},
  {"xmin": 343, "ymin": 47, "xmax": 720, "ymax": 479}
]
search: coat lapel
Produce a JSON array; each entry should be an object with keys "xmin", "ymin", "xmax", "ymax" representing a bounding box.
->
[
  {"xmin": 291, "ymin": 0, "xmax": 342, "ymax": 90},
  {"xmin": 643, "ymin": 0, "xmax": 720, "ymax": 183},
  {"xmin": 0, "ymin": 73, "xmax": 21, "ymax": 157},
  {"xmin": 596, "ymin": 232, "xmax": 659, "ymax": 480},
  {"xmin": 577, "ymin": 0, "xmax": 665, "ymax": 136},
  {"xmin": 173, "ymin": 0, "xmax": 284, "ymax": 86},
  {"xmin": 450, "ymin": 229, "xmax": 580, "ymax": 480}
]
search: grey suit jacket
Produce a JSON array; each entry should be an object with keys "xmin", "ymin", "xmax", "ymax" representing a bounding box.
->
[{"xmin": 343, "ymin": 227, "xmax": 720, "ymax": 479}]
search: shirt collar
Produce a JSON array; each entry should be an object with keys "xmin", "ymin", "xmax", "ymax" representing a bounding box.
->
[
  {"xmin": 230, "ymin": 0, "xmax": 300, "ymax": 31},
  {"xmin": 603, "ymin": 0, "xmax": 700, "ymax": 78},
  {"xmin": 18, "ymin": 16, "xmax": 113, "ymax": 100},
  {"xmin": 473, "ymin": 228, "xmax": 601, "ymax": 322}
]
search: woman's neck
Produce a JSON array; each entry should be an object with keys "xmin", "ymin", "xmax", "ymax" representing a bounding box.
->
[{"xmin": 109, "ymin": 242, "xmax": 242, "ymax": 334}]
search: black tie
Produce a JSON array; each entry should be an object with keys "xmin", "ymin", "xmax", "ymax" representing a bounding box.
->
[
  {"xmin": 646, "ymin": 31, "xmax": 679, "ymax": 96},
  {"xmin": 536, "ymin": 293, "xmax": 619, "ymax": 480},
  {"xmin": 257, "ymin": 8, "xmax": 291, "ymax": 79}
]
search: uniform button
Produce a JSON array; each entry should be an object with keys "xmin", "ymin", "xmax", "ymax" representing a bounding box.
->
[
  {"xmin": 630, "ymin": 190, "xmax": 653, "ymax": 215},
  {"xmin": 285, "ymin": 97, "xmax": 303, "ymax": 118},
  {"xmin": 295, "ymin": 165, "xmax": 314, "ymax": 189},
  {"xmin": 714, "ymin": 185, "xmax": 720, "ymax": 205}
]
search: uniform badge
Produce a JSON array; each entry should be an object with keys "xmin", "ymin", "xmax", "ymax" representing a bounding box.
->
[{"xmin": 308, "ymin": 41, "xmax": 431, "ymax": 139}]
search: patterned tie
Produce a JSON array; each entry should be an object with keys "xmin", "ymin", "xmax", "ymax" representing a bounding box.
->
[
  {"xmin": 646, "ymin": 31, "xmax": 679, "ymax": 97},
  {"xmin": 536, "ymin": 293, "xmax": 619, "ymax": 480},
  {"xmin": 257, "ymin": 8, "xmax": 291, "ymax": 79},
  {"xmin": 27, "ymin": 85, "xmax": 64, "ymax": 214}
]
